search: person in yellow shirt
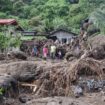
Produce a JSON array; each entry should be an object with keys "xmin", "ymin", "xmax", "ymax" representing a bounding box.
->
[{"xmin": 50, "ymin": 44, "xmax": 56, "ymax": 59}]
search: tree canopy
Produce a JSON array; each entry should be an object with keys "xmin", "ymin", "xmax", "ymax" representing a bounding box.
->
[{"xmin": 0, "ymin": 0, "xmax": 105, "ymax": 34}]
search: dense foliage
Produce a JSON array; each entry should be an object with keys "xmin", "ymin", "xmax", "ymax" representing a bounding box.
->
[
  {"xmin": 0, "ymin": 33, "xmax": 21, "ymax": 51},
  {"xmin": 0, "ymin": 0, "xmax": 105, "ymax": 34}
]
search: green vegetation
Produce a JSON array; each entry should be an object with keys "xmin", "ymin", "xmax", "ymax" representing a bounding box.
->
[
  {"xmin": 90, "ymin": 5, "xmax": 105, "ymax": 34},
  {"xmin": 0, "ymin": 0, "xmax": 105, "ymax": 34},
  {"xmin": 0, "ymin": 33, "xmax": 21, "ymax": 51},
  {"xmin": 0, "ymin": 87, "xmax": 5, "ymax": 95},
  {"xmin": 21, "ymin": 36, "xmax": 46, "ymax": 40}
]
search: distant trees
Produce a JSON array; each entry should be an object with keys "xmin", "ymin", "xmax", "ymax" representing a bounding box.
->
[
  {"xmin": 0, "ymin": 33, "xmax": 21, "ymax": 52},
  {"xmin": 0, "ymin": 0, "xmax": 105, "ymax": 34},
  {"xmin": 68, "ymin": 0, "xmax": 79, "ymax": 4},
  {"xmin": 90, "ymin": 5, "xmax": 105, "ymax": 34},
  {"xmin": 0, "ymin": 0, "xmax": 12, "ymax": 11}
]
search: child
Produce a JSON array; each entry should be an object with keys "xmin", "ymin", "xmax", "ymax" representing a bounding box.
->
[{"xmin": 58, "ymin": 50, "xmax": 62, "ymax": 59}]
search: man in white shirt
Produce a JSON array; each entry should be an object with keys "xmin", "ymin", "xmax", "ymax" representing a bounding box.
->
[{"xmin": 50, "ymin": 45, "xmax": 56, "ymax": 59}]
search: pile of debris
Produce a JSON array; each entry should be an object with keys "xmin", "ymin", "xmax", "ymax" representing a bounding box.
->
[
  {"xmin": 0, "ymin": 35, "xmax": 105, "ymax": 104},
  {"xmin": 0, "ymin": 58, "xmax": 105, "ymax": 98},
  {"xmin": 88, "ymin": 35, "xmax": 105, "ymax": 49},
  {"xmin": 65, "ymin": 35, "xmax": 105, "ymax": 61}
]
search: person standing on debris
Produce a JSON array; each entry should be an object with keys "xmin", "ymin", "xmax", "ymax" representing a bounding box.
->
[
  {"xmin": 55, "ymin": 39, "xmax": 59, "ymax": 44},
  {"xmin": 80, "ymin": 19, "xmax": 89, "ymax": 47},
  {"xmin": 80, "ymin": 19, "xmax": 92, "ymax": 41},
  {"xmin": 50, "ymin": 44, "xmax": 56, "ymax": 59},
  {"xmin": 57, "ymin": 50, "xmax": 62, "ymax": 59},
  {"xmin": 73, "ymin": 38, "xmax": 81, "ymax": 58},
  {"xmin": 32, "ymin": 45, "xmax": 38, "ymax": 56},
  {"xmin": 80, "ymin": 19, "xmax": 89, "ymax": 37},
  {"xmin": 71, "ymin": 37, "xmax": 74, "ymax": 45},
  {"xmin": 43, "ymin": 45, "xmax": 48, "ymax": 59}
]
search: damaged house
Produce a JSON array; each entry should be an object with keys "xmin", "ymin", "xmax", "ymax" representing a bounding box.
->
[{"xmin": 47, "ymin": 29, "xmax": 77, "ymax": 44}]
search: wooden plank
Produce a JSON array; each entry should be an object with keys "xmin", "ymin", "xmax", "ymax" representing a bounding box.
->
[{"xmin": 19, "ymin": 82, "xmax": 37, "ymax": 87}]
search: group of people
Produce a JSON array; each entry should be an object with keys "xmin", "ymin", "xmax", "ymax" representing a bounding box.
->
[{"xmin": 32, "ymin": 44, "xmax": 62, "ymax": 60}]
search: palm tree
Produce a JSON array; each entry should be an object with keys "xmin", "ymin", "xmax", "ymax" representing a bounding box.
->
[{"xmin": 89, "ymin": 6, "xmax": 105, "ymax": 34}]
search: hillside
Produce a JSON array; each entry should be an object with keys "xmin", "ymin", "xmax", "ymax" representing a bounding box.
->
[{"xmin": 0, "ymin": 0, "xmax": 105, "ymax": 34}]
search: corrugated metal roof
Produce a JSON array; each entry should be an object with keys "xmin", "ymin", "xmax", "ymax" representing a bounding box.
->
[
  {"xmin": 49, "ymin": 29, "xmax": 77, "ymax": 36},
  {"xmin": 0, "ymin": 19, "xmax": 18, "ymax": 25}
]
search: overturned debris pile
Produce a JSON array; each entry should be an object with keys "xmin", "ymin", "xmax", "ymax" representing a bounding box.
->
[
  {"xmin": 88, "ymin": 35, "xmax": 105, "ymax": 49},
  {"xmin": 33, "ymin": 58, "xmax": 105, "ymax": 97},
  {"xmin": 70, "ymin": 58, "xmax": 105, "ymax": 80},
  {"xmin": 0, "ymin": 58, "xmax": 105, "ymax": 97}
]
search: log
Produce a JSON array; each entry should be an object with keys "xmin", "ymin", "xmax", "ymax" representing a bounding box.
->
[
  {"xmin": 19, "ymin": 82, "xmax": 37, "ymax": 87},
  {"xmin": 19, "ymin": 82, "xmax": 37, "ymax": 93}
]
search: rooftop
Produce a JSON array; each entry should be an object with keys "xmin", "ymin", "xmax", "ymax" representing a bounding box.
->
[
  {"xmin": 0, "ymin": 19, "xmax": 18, "ymax": 25},
  {"xmin": 49, "ymin": 29, "xmax": 77, "ymax": 36}
]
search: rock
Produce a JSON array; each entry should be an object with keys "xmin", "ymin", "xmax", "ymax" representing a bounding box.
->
[
  {"xmin": 0, "ymin": 74, "xmax": 18, "ymax": 98},
  {"xmin": 0, "ymin": 53, "xmax": 5, "ymax": 60},
  {"xmin": 7, "ymin": 51, "xmax": 27, "ymax": 60},
  {"xmin": 19, "ymin": 96, "xmax": 31, "ymax": 103},
  {"xmin": 65, "ymin": 52, "xmax": 76, "ymax": 61},
  {"xmin": 0, "ymin": 61, "xmax": 38, "ymax": 82},
  {"xmin": 102, "ymin": 96, "xmax": 105, "ymax": 102},
  {"xmin": 100, "ymin": 90, "xmax": 105, "ymax": 95},
  {"xmin": 18, "ymin": 72, "xmax": 35, "ymax": 82},
  {"xmin": 74, "ymin": 86, "xmax": 83, "ymax": 98},
  {"xmin": 89, "ymin": 46, "xmax": 105, "ymax": 60}
]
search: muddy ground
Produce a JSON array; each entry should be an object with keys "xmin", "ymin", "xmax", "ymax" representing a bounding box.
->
[{"xmin": 0, "ymin": 57, "xmax": 105, "ymax": 105}]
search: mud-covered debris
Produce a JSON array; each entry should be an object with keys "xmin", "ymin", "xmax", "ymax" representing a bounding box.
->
[
  {"xmin": 19, "ymin": 95, "xmax": 31, "ymax": 103},
  {"xmin": 0, "ymin": 53, "xmax": 6, "ymax": 60},
  {"xmin": 7, "ymin": 51, "xmax": 27, "ymax": 60}
]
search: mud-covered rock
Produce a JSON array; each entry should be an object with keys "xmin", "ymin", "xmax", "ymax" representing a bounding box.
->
[
  {"xmin": 88, "ymin": 46, "xmax": 105, "ymax": 60},
  {"xmin": 7, "ymin": 51, "xmax": 27, "ymax": 60},
  {"xmin": 0, "ymin": 74, "xmax": 18, "ymax": 104},
  {"xmin": 0, "ymin": 53, "xmax": 6, "ymax": 60}
]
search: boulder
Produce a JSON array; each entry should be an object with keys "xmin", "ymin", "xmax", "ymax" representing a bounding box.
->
[
  {"xmin": 0, "ymin": 53, "xmax": 6, "ymax": 60},
  {"xmin": 7, "ymin": 51, "xmax": 27, "ymax": 60}
]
